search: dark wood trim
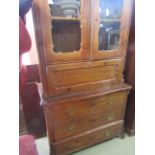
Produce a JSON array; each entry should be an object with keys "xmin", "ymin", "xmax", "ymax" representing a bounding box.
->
[
  {"xmin": 124, "ymin": 0, "xmax": 135, "ymax": 136},
  {"xmin": 20, "ymin": 64, "xmax": 46, "ymax": 138}
]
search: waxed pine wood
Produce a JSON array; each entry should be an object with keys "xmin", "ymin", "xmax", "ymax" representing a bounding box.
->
[{"xmin": 32, "ymin": 0, "xmax": 133, "ymax": 154}]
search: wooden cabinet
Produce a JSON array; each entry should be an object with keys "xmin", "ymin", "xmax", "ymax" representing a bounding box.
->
[{"xmin": 32, "ymin": 0, "xmax": 133, "ymax": 154}]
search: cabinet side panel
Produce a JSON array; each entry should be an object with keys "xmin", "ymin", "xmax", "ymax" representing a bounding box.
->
[{"xmin": 32, "ymin": 0, "xmax": 49, "ymax": 97}]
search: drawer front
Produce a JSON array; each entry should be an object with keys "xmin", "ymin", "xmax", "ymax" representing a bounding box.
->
[
  {"xmin": 54, "ymin": 106, "xmax": 124, "ymax": 141},
  {"xmin": 52, "ymin": 91, "xmax": 127, "ymax": 123},
  {"xmin": 47, "ymin": 59, "xmax": 123, "ymax": 96},
  {"xmin": 54, "ymin": 122, "xmax": 123, "ymax": 155}
]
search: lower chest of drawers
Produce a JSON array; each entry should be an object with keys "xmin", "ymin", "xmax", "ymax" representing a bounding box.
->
[{"xmin": 43, "ymin": 87, "xmax": 130, "ymax": 155}]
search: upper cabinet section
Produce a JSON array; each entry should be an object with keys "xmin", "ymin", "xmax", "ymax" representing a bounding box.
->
[
  {"xmin": 32, "ymin": 0, "xmax": 91, "ymax": 63},
  {"xmin": 32, "ymin": 0, "xmax": 132, "ymax": 63},
  {"xmin": 91, "ymin": 0, "xmax": 132, "ymax": 60}
]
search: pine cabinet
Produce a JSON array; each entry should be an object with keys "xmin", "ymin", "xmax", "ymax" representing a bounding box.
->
[{"xmin": 32, "ymin": 0, "xmax": 133, "ymax": 154}]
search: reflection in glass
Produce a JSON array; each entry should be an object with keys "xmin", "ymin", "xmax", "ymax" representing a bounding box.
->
[
  {"xmin": 49, "ymin": 0, "xmax": 80, "ymax": 18},
  {"xmin": 98, "ymin": 0, "xmax": 123, "ymax": 51},
  {"xmin": 49, "ymin": 0, "xmax": 81, "ymax": 53}
]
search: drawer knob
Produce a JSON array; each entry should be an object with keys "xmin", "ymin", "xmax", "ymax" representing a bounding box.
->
[
  {"xmin": 66, "ymin": 107, "xmax": 75, "ymax": 116},
  {"xmin": 89, "ymin": 136, "xmax": 95, "ymax": 141},
  {"xmin": 107, "ymin": 114, "xmax": 114, "ymax": 121},
  {"xmin": 108, "ymin": 100, "xmax": 114, "ymax": 105},
  {"xmin": 90, "ymin": 115, "xmax": 100, "ymax": 122},
  {"xmin": 68, "ymin": 125, "xmax": 75, "ymax": 132},
  {"xmin": 90, "ymin": 102, "xmax": 96, "ymax": 106}
]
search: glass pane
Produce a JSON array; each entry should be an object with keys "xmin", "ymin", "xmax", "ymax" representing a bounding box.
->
[
  {"xmin": 48, "ymin": 0, "xmax": 81, "ymax": 53},
  {"xmin": 98, "ymin": 0, "xmax": 123, "ymax": 51}
]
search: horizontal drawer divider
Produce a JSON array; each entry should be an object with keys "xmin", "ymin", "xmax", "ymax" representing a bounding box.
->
[{"xmin": 42, "ymin": 83, "xmax": 131, "ymax": 103}]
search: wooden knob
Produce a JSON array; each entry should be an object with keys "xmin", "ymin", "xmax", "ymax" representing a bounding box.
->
[{"xmin": 114, "ymin": 64, "xmax": 119, "ymax": 70}]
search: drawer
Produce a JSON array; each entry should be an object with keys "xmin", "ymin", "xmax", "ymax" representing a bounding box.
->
[
  {"xmin": 46, "ymin": 59, "xmax": 122, "ymax": 96},
  {"xmin": 52, "ymin": 91, "xmax": 127, "ymax": 123},
  {"xmin": 54, "ymin": 106, "xmax": 124, "ymax": 141},
  {"xmin": 54, "ymin": 121, "xmax": 123, "ymax": 155}
]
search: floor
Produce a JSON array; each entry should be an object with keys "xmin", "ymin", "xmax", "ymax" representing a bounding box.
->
[{"xmin": 35, "ymin": 134, "xmax": 135, "ymax": 155}]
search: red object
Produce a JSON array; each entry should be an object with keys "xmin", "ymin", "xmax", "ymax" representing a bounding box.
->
[
  {"xmin": 19, "ymin": 16, "xmax": 31, "ymax": 92},
  {"xmin": 19, "ymin": 17, "xmax": 31, "ymax": 53},
  {"xmin": 19, "ymin": 135, "xmax": 38, "ymax": 155}
]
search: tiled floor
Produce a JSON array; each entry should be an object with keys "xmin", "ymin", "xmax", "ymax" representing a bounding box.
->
[{"xmin": 35, "ymin": 134, "xmax": 135, "ymax": 155}]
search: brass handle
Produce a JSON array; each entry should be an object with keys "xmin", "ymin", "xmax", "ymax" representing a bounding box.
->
[
  {"xmin": 107, "ymin": 114, "xmax": 114, "ymax": 121},
  {"xmin": 105, "ymin": 131, "xmax": 110, "ymax": 137},
  {"xmin": 66, "ymin": 107, "xmax": 75, "ymax": 116},
  {"xmin": 108, "ymin": 100, "xmax": 115, "ymax": 105},
  {"xmin": 89, "ymin": 136, "xmax": 94, "ymax": 141},
  {"xmin": 68, "ymin": 125, "xmax": 75, "ymax": 132},
  {"xmin": 90, "ymin": 118, "xmax": 96, "ymax": 122},
  {"xmin": 90, "ymin": 116, "xmax": 98, "ymax": 122}
]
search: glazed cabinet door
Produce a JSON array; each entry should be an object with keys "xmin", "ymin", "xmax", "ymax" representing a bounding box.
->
[
  {"xmin": 33, "ymin": 0, "xmax": 91, "ymax": 63},
  {"xmin": 91, "ymin": 0, "xmax": 133, "ymax": 60}
]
